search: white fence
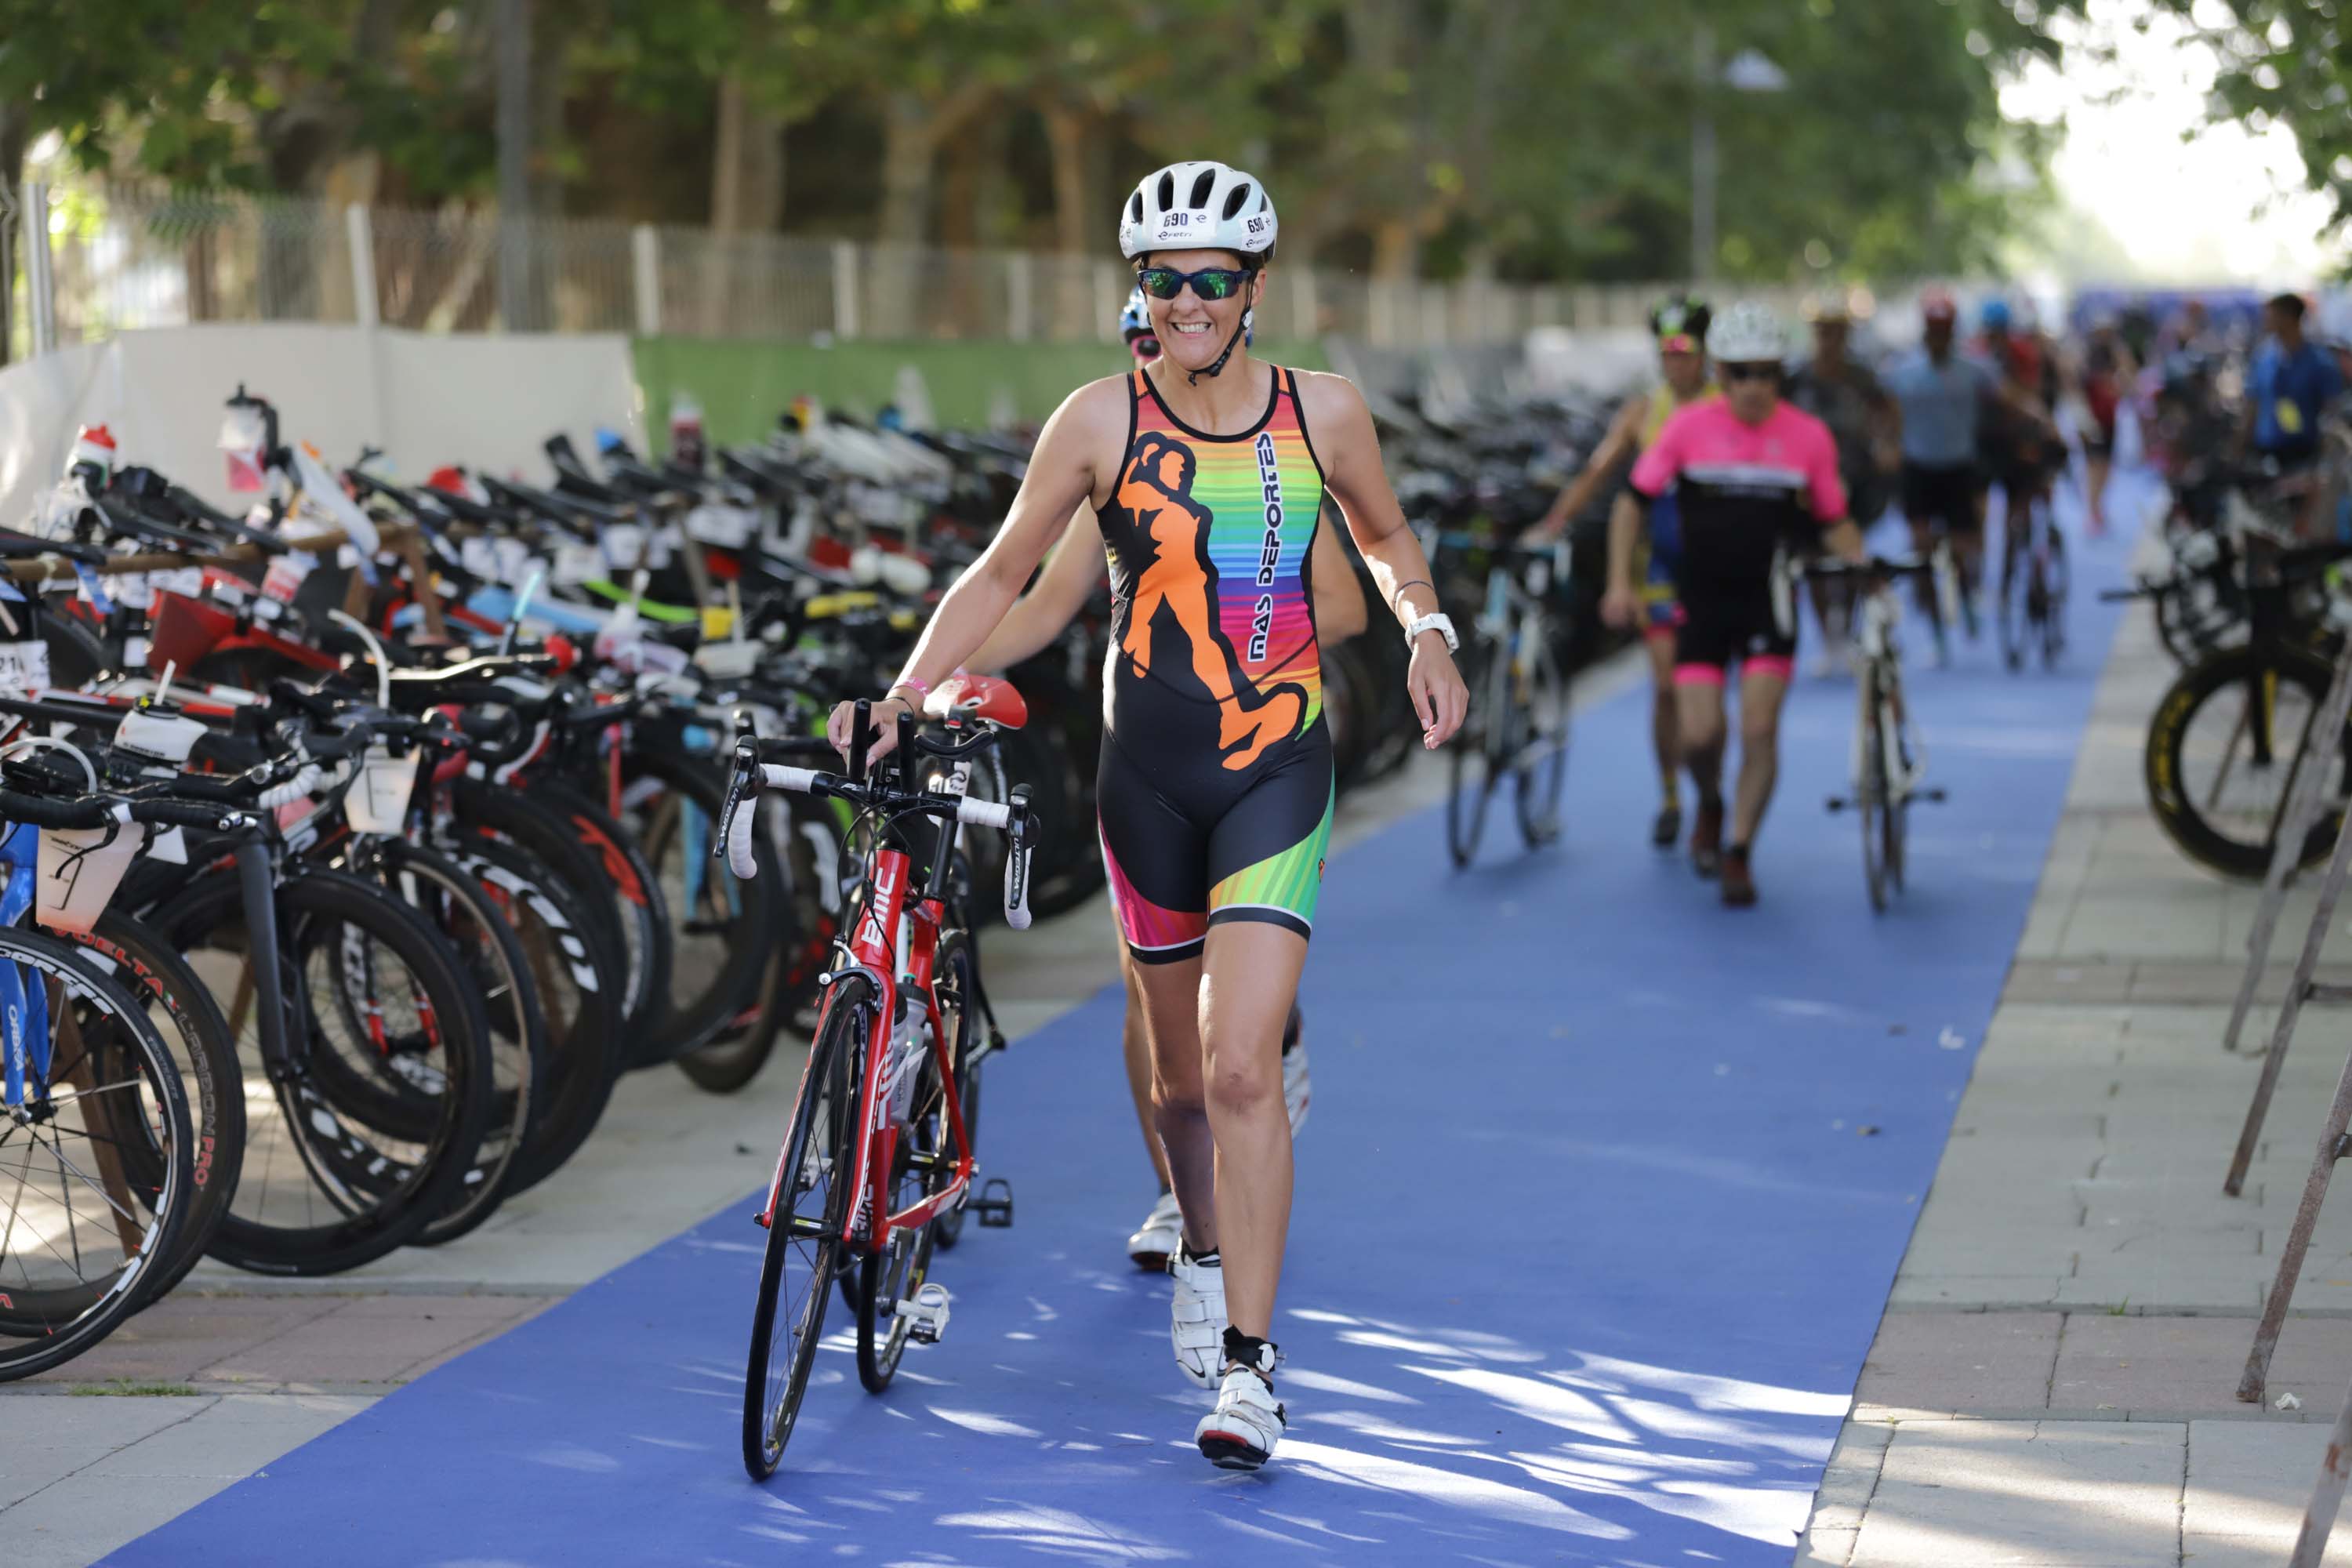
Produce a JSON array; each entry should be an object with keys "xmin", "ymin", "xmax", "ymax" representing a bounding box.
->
[{"xmin": 9, "ymin": 181, "xmax": 1783, "ymax": 356}]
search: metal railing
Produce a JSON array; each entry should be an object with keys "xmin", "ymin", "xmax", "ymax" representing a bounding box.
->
[{"xmin": 8, "ymin": 180, "xmax": 1782, "ymax": 354}]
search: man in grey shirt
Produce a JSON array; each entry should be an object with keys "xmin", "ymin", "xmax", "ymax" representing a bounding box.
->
[{"xmin": 1883, "ymin": 288, "xmax": 1995, "ymax": 655}]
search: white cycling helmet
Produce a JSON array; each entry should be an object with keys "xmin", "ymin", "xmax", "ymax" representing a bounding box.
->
[
  {"xmin": 1119, "ymin": 161, "xmax": 1278, "ymax": 260},
  {"xmin": 1708, "ymin": 299, "xmax": 1789, "ymax": 365}
]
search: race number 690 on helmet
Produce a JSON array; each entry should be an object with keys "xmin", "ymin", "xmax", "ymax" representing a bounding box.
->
[{"xmin": 1120, "ymin": 161, "xmax": 1279, "ymax": 260}]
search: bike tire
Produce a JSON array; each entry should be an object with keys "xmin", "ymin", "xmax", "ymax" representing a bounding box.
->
[
  {"xmin": 450, "ymin": 779, "xmax": 634, "ymax": 1036},
  {"xmin": 1513, "ymin": 641, "xmax": 1570, "ymax": 848},
  {"xmin": 2146, "ymin": 641, "xmax": 2347, "ymax": 880},
  {"xmin": 437, "ymin": 836, "xmax": 622, "ymax": 1196},
  {"xmin": 59, "ymin": 912, "xmax": 245, "ymax": 1307},
  {"xmin": 743, "ymin": 980, "xmax": 865, "ymax": 1480},
  {"xmin": 154, "ymin": 866, "xmax": 494, "ymax": 1276},
  {"xmin": 1446, "ymin": 647, "xmax": 1506, "ymax": 868},
  {"xmin": 532, "ymin": 779, "xmax": 673, "ymax": 1045},
  {"xmin": 0, "ymin": 929, "xmax": 194, "ymax": 1382},
  {"xmin": 1859, "ymin": 666, "xmax": 1889, "ymax": 913}
]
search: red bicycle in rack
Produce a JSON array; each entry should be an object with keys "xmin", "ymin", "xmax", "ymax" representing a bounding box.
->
[{"xmin": 717, "ymin": 681, "xmax": 1036, "ymax": 1479}]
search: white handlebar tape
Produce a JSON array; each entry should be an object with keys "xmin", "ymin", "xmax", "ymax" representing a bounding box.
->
[
  {"xmin": 956, "ymin": 797, "xmax": 1012, "ymax": 830},
  {"xmin": 758, "ymin": 764, "xmax": 822, "ymax": 793}
]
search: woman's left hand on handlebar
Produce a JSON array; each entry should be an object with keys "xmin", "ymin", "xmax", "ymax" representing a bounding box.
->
[{"xmin": 1407, "ymin": 640, "xmax": 1469, "ymax": 750}]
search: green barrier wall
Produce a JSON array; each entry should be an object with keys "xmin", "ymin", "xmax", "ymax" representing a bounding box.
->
[{"xmin": 631, "ymin": 336, "xmax": 1330, "ymax": 451}]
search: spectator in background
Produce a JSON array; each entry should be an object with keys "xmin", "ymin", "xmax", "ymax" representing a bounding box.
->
[
  {"xmin": 2074, "ymin": 320, "xmax": 2136, "ymax": 536},
  {"xmin": 2243, "ymin": 292, "xmax": 2346, "ymax": 537}
]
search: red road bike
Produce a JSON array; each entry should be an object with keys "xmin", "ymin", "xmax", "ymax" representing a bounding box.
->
[{"xmin": 717, "ymin": 682, "xmax": 1035, "ymax": 1479}]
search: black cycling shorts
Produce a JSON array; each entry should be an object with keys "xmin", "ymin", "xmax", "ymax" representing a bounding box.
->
[
  {"xmin": 1098, "ymin": 719, "xmax": 1334, "ymax": 963},
  {"xmin": 1900, "ymin": 461, "xmax": 1983, "ymax": 538},
  {"xmin": 1673, "ymin": 572, "xmax": 1796, "ymax": 685}
]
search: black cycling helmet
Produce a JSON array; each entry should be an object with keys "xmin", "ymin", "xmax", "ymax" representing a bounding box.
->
[{"xmin": 1650, "ymin": 293, "xmax": 1712, "ymax": 354}]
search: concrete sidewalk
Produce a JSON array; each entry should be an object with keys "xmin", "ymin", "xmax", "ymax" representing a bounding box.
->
[{"xmin": 1800, "ymin": 604, "xmax": 2352, "ymax": 1566}]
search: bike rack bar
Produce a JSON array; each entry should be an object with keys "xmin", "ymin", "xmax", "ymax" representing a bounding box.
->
[
  {"xmin": 2288, "ymin": 1364, "xmax": 2352, "ymax": 1566},
  {"xmin": 2221, "ymin": 636, "xmax": 2352, "ymax": 1056},
  {"xmin": 2226, "ymin": 800, "xmax": 2352, "ymax": 1199}
]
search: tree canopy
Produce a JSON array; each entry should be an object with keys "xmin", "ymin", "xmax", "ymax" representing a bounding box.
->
[{"xmin": 2, "ymin": 0, "xmax": 2082, "ymax": 284}]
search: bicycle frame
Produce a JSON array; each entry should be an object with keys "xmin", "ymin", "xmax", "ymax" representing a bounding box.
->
[{"xmin": 756, "ymin": 827, "xmax": 973, "ymax": 1257}]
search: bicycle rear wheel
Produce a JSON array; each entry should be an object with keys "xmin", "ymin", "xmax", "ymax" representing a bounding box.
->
[
  {"xmin": 0, "ymin": 930, "xmax": 194, "ymax": 1381},
  {"xmin": 743, "ymin": 982, "xmax": 864, "ymax": 1480},
  {"xmin": 1998, "ymin": 523, "xmax": 2030, "ymax": 672},
  {"xmin": 1513, "ymin": 641, "xmax": 1570, "ymax": 848},
  {"xmin": 2039, "ymin": 523, "xmax": 2068, "ymax": 668}
]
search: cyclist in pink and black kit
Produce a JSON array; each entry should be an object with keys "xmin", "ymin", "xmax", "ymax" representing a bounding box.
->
[{"xmin": 1606, "ymin": 300, "xmax": 1866, "ymax": 906}]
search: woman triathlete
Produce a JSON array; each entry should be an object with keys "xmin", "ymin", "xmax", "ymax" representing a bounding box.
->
[
  {"xmin": 964, "ymin": 285, "xmax": 1370, "ymax": 1270},
  {"xmin": 827, "ymin": 160, "xmax": 1467, "ymax": 1471}
]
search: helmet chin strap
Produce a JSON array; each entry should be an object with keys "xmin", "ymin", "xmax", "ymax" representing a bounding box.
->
[{"xmin": 1186, "ymin": 307, "xmax": 1253, "ymax": 386}]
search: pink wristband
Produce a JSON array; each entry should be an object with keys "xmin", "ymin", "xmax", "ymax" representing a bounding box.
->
[{"xmin": 893, "ymin": 674, "xmax": 932, "ymax": 696}]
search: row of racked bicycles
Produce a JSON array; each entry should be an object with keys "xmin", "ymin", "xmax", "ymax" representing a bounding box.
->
[{"xmin": 0, "ymin": 381, "xmax": 1447, "ymax": 1431}]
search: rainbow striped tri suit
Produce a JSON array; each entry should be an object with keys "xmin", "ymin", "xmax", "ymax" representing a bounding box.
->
[{"xmin": 1094, "ymin": 365, "xmax": 1334, "ymax": 963}]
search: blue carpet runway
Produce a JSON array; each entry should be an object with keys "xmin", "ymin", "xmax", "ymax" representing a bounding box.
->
[{"xmin": 111, "ymin": 512, "xmax": 2136, "ymax": 1567}]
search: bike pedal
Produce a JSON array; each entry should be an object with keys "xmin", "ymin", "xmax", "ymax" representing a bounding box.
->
[
  {"xmin": 973, "ymin": 1176, "xmax": 1015, "ymax": 1229},
  {"xmin": 1825, "ymin": 796, "xmax": 1849, "ymax": 812},
  {"xmin": 895, "ymin": 1282, "xmax": 952, "ymax": 1345}
]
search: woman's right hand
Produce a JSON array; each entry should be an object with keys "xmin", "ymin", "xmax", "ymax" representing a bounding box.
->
[
  {"xmin": 1600, "ymin": 584, "xmax": 1642, "ymax": 630},
  {"xmin": 827, "ymin": 694, "xmax": 917, "ymax": 771}
]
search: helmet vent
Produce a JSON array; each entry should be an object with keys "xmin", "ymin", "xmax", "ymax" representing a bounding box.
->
[
  {"xmin": 1189, "ymin": 169, "xmax": 1217, "ymax": 209},
  {"xmin": 1128, "ymin": 191, "xmax": 1144, "ymax": 225},
  {"xmin": 1156, "ymin": 171, "xmax": 1176, "ymax": 212},
  {"xmin": 1221, "ymin": 182, "xmax": 1254, "ymax": 221}
]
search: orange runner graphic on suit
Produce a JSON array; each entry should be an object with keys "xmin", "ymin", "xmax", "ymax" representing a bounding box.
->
[{"xmin": 1115, "ymin": 431, "xmax": 1301, "ymax": 770}]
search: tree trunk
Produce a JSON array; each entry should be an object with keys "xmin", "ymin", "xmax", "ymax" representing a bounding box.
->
[
  {"xmin": 705, "ymin": 73, "xmax": 785, "ymax": 335},
  {"xmin": 1371, "ymin": 219, "xmax": 1420, "ymax": 281},
  {"xmin": 1040, "ymin": 101, "xmax": 1098, "ymax": 339},
  {"xmin": 0, "ymin": 104, "xmax": 24, "ymax": 365},
  {"xmin": 873, "ymin": 93, "xmax": 939, "ymax": 337}
]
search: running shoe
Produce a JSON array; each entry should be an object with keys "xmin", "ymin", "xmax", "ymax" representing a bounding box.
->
[
  {"xmin": 1651, "ymin": 802, "xmax": 1682, "ymax": 848},
  {"xmin": 1168, "ymin": 1244, "xmax": 1226, "ymax": 1388},
  {"xmin": 1722, "ymin": 845, "xmax": 1757, "ymax": 907},
  {"xmin": 1127, "ymin": 1190, "xmax": 1181, "ymax": 1272},
  {"xmin": 1196, "ymin": 1338, "xmax": 1286, "ymax": 1471},
  {"xmin": 1690, "ymin": 800, "xmax": 1724, "ymax": 879}
]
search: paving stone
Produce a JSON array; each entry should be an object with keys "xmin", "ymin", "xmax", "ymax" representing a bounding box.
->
[
  {"xmin": 1853, "ymin": 1312, "xmax": 2063, "ymax": 1414},
  {"xmin": 2004, "ymin": 961, "xmax": 2137, "ymax": 1004},
  {"xmin": 2056, "ymin": 1261, "xmax": 2263, "ymax": 1313},
  {"xmin": 1887, "ymin": 1274, "xmax": 2065, "ymax": 1308},
  {"xmin": 0, "ymin": 1396, "xmax": 212, "ymax": 1509},
  {"xmin": 19, "ymin": 1298, "xmax": 342, "ymax": 1387},
  {"xmin": 1849, "ymin": 1420, "xmax": 2186, "ymax": 1566},
  {"xmin": 1, "ymin": 1472, "xmax": 247, "ymax": 1568},
  {"xmin": 2053, "ymin": 1313, "xmax": 2352, "ymax": 1416},
  {"xmin": 2183, "ymin": 1420, "xmax": 2352, "ymax": 1566}
]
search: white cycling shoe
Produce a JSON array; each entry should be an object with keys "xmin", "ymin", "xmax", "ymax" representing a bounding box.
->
[
  {"xmin": 1167, "ymin": 1244, "xmax": 1227, "ymax": 1388},
  {"xmin": 1195, "ymin": 1338, "xmax": 1286, "ymax": 1471},
  {"xmin": 1127, "ymin": 1190, "xmax": 1182, "ymax": 1272}
]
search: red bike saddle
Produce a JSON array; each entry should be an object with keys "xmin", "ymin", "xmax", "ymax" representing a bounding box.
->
[{"xmin": 924, "ymin": 675, "xmax": 1027, "ymax": 729}]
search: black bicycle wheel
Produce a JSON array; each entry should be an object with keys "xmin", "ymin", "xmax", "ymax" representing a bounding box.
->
[
  {"xmin": 370, "ymin": 844, "xmax": 547, "ymax": 1246},
  {"xmin": 624, "ymin": 752, "xmax": 789, "ymax": 1073},
  {"xmin": 1446, "ymin": 648, "xmax": 1506, "ymax": 868},
  {"xmin": 450, "ymin": 779, "xmax": 635, "ymax": 1032},
  {"xmin": 1859, "ymin": 666, "xmax": 1889, "ymax": 913},
  {"xmin": 2039, "ymin": 525, "xmax": 2068, "ymax": 669},
  {"xmin": 2147, "ymin": 641, "xmax": 2349, "ymax": 880},
  {"xmin": 1998, "ymin": 524, "xmax": 2029, "ymax": 672},
  {"xmin": 154, "ymin": 866, "xmax": 493, "ymax": 1276},
  {"xmin": 743, "ymin": 982, "xmax": 864, "ymax": 1480},
  {"xmin": 532, "ymin": 779, "xmax": 673, "ymax": 1043},
  {"xmin": 436, "ymin": 837, "xmax": 622, "ymax": 1196},
  {"xmin": 58, "ymin": 912, "xmax": 244, "ymax": 1306},
  {"xmin": 1513, "ymin": 641, "xmax": 1570, "ymax": 848},
  {"xmin": 0, "ymin": 928, "xmax": 194, "ymax": 1381}
]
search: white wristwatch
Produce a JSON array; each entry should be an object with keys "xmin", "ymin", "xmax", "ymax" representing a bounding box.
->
[{"xmin": 1403, "ymin": 611, "xmax": 1458, "ymax": 653}]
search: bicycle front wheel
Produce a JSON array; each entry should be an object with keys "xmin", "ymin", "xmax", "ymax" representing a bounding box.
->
[
  {"xmin": 743, "ymin": 980, "xmax": 865, "ymax": 1479},
  {"xmin": 1447, "ymin": 646, "xmax": 1508, "ymax": 868},
  {"xmin": 2147, "ymin": 642, "xmax": 2347, "ymax": 880},
  {"xmin": 1858, "ymin": 666, "xmax": 1890, "ymax": 913}
]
